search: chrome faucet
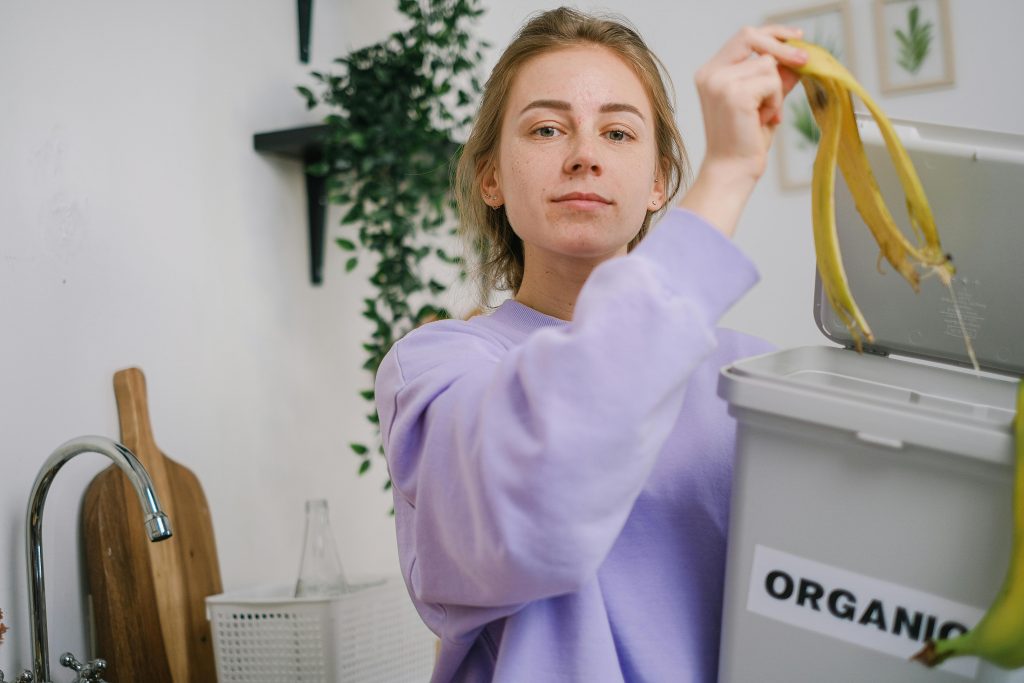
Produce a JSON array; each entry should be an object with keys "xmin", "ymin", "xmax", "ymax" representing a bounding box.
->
[{"xmin": 23, "ymin": 436, "xmax": 172, "ymax": 683}]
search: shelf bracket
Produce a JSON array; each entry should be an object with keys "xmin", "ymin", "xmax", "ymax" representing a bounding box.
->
[
  {"xmin": 254, "ymin": 125, "xmax": 330, "ymax": 285},
  {"xmin": 298, "ymin": 0, "xmax": 313, "ymax": 63}
]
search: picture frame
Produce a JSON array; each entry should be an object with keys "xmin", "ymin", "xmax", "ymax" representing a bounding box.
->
[
  {"xmin": 874, "ymin": 0, "xmax": 955, "ymax": 94},
  {"xmin": 766, "ymin": 2, "xmax": 855, "ymax": 190}
]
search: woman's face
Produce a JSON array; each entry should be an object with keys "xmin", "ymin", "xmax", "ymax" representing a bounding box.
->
[{"xmin": 483, "ymin": 44, "xmax": 665, "ymax": 266}]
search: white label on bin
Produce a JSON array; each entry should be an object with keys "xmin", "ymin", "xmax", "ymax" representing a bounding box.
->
[{"xmin": 746, "ymin": 545, "xmax": 984, "ymax": 679}]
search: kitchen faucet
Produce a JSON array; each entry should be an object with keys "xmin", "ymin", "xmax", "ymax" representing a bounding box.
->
[{"xmin": 17, "ymin": 436, "xmax": 173, "ymax": 683}]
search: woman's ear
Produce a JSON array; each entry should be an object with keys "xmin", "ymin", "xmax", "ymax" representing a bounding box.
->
[
  {"xmin": 648, "ymin": 164, "xmax": 668, "ymax": 211},
  {"xmin": 480, "ymin": 160, "xmax": 503, "ymax": 207}
]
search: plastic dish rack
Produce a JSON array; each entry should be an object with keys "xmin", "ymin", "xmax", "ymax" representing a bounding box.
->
[{"xmin": 206, "ymin": 576, "xmax": 436, "ymax": 682}]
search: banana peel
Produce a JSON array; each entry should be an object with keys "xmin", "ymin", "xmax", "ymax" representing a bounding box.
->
[
  {"xmin": 912, "ymin": 379, "xmax": 1024, "ymax": 670},
  {"xmin": 787, "ymin": 39, "xmax": 955, "ymax": 351}
]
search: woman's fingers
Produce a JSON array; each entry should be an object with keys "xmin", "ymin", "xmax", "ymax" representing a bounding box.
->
[
  {"xmin": 687, "ymin": 22, "xmax": 811, "ymax": 199},
  {"xmin": 698, "ymin": 24, "xmax": 806, "ymax": 131},
  {"xmin": 759, "ymin": 23, "xmax": 804, "ymax": 40},
  {"xmin": 741, "ymin": 59, "xmax": 786, "ymax": 127},
  {"xmin": 706, "ymin": 24, "xmax": 807, "ymax": 70},
  {"xmin": 752, "ymin": 24, "xmax": 809, "ymax": 67},
  {"xmin": 778, "ymin": 63, "xmax": 802, "ymax": 97},
  {"xmin": 701, "ymin": 54, "xmax": 784, "ymax": 124}
]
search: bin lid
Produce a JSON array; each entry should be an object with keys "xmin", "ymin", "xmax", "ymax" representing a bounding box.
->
[{"xmin": 814, "ymin": 114, "xmax": 1024, "ymax": 376}]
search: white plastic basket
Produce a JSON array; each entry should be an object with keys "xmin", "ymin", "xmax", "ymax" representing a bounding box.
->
[{"xmin": 206, "ymin": 576, "xmax": 436, "ymax": 682}]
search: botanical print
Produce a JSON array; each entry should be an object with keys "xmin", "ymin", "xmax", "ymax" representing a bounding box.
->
[
  {"xmin": 894, "ymin": 4, "xmax": 934, "ymax": 74},
  {"xmin": 790, "ymin": 98, "xmax": 821, "ymax": 148},
  {"xmin": 876, "ymin": 0, "xmax": 954, "ymax": 93}
]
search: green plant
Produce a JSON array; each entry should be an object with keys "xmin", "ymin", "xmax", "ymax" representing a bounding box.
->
[
  {"xmin": 790, "ymin": 96, "xmax": 820, "ymax": 147},
  {"xmin": 894, "ymin": 5, "xmax": 933, "ymax": 74},
  {"xmin": 298, "ymin": 0, "xmax": 486, "ymax": 484}
]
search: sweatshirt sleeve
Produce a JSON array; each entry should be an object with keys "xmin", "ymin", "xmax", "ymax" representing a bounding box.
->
[{"xmin": 376, "ymin": 209, "xmax": 758, "ymax": 613}]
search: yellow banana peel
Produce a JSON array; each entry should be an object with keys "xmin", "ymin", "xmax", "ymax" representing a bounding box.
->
[
  {"xmin": 787, "ymin": 40, "xmax": 955, "ymax": 351},
  {"xmin": 912, "ymin": 379, "xmax": 1024, "ymax": 670}
]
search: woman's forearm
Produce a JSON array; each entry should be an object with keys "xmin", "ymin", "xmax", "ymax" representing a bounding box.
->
[{"xmin": 677, "ymin": 159, "xmax": 760, "ymax": 239}]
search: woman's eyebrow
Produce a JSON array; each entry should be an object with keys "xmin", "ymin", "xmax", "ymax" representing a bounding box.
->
[
  {"xmin": 599, "ymin": 103, "xmax": 644, "ymax": 119},
  {"xmin": 519, "ymin": 98, "xmax": 572, "ymax": 114},
  {"xmin": 519, "ymin": 99, "xmax": 645, "ymax": 120}
]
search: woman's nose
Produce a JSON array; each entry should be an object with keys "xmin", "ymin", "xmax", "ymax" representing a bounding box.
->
[{"xmin": 563, "ymin": 136, "xmax": 602, "ymax": 176}]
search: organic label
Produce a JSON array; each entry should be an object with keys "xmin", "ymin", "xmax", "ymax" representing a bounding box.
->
[{"xmin": 746, "ymin": 545, "xmax": 983, "ymax": 679}]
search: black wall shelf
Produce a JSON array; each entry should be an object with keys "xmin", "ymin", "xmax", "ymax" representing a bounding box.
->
[{"xmin": 254, "ymin": 124, "xmax": 330, "ymax": 285}]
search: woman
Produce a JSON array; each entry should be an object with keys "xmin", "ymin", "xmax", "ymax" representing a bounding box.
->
[{"xmin": 375, "ymin": 7, "xmax": 807, "ymax": 682}]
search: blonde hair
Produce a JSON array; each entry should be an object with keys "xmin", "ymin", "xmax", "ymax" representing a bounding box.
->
[{"xmin": 454, "ymin": 6, "xmax": 691, "ymax": 303}]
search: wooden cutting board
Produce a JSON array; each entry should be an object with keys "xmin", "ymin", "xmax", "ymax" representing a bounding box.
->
[{"xmin": 82, "ymin": 367, "xmax": 222, "ymax": 683}]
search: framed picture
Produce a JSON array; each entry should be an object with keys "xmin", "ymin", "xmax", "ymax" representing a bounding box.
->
[
  {"xmin": 766, "ymin": 2, "xmax": 854, "ymax": 190},
  {"xmin": 874, "ymin": 0, "xmax": 955, "ymax": 94}
]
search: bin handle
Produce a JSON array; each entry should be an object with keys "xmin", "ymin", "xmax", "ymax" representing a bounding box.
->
[{"xmin": 855, "ymin": 431, "xmax": 905, "ymax": 450}]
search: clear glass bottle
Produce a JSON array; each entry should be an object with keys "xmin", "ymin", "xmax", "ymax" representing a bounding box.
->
[{"xmin": 294, "ymin": 498, "xmax": 350, "ymax": 597}]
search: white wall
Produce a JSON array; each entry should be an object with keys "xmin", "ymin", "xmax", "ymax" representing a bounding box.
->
[
  {"xmin": 1, "ymin": 0, "xmax": 1021, "ymax": 675},
  {"xmin": 0, "ymin": 0, "xmax": 391, "ymax": 673}
]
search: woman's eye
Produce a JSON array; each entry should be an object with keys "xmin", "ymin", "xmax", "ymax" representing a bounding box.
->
[
  {"xmin": 606, "ymin": 129, "xmax": 631, "ymax": 142},
  {"xmin": 534, "ymin": 126, "xmax": 558, "ymax": 138}
]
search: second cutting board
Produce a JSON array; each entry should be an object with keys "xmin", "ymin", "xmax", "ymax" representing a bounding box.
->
[{"xmin": 82, "ymin": 367, "xmax": 222, "ymax": 682}]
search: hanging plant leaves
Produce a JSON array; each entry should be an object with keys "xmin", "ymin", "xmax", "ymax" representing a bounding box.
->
[
  {"xmin": 296, "ymin": 85, "xmax": 318, "ymax": 109},
  {"xmin": 301, "ymin": 0, "xmax": 485, "ymax": 496}
]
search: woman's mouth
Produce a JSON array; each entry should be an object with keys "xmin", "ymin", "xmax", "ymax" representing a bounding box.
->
[{"xmin": 552, "ymin": 192, "xmax": 613, "ymax": 210}]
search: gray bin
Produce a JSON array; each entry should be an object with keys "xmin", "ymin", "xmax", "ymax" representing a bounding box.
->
[
  {"xmin": 716, "ymin": 117, "xmax": 1024, "ymax": 683},
  {"xmin": 717, "ymin": 346, "xmax": 1019, "ymax": 682}
]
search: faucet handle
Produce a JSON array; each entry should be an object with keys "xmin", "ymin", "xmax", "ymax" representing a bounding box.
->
[
  {"xmin": 60, "ymin": 653, "xmax": 106, "ymax": 682},
  {"xmin": 0, "ymin": 668, "xmax": 28, "ymax": 682}
]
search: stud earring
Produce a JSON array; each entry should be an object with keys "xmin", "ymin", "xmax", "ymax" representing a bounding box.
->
[{"xmin": 484, "ymin": 194, "xmax": 498, "ymax": 201}]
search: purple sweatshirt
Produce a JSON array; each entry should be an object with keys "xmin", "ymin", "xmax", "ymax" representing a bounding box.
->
[{"xmin": 375, "ymin": 209, "xmax": 774, "ymax": 682}]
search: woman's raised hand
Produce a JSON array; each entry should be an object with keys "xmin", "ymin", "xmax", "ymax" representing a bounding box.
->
[{"xmin": 679, "ymin": 25, "xmax": 808, "ymax": 238}]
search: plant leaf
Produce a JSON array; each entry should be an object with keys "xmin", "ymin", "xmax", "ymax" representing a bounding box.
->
[
  {"xmin": 296, "ymin": 85, "xmax": 318, "ymax": 109},
  {"xmin": 297, "ymin": 0, "xmax": 488, "ymax": 507}
]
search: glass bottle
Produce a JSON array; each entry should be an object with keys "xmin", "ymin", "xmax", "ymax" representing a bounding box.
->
[{"xmin": 294, "ymin": 498, "xmax": 350, "ymax": 597}]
